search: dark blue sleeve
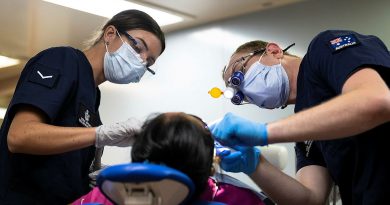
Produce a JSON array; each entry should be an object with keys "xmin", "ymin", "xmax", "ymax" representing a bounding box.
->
[
  {"xmin": 295, "ymin": 142, "xmax": 326, "ymax": 172},
  {"xmin": 9, "ymin": 47, "xmax": 78, "ymax": 122},
  {"xmin": 306, "ymin": 30, "xmax": 390, "ymax": 94}
]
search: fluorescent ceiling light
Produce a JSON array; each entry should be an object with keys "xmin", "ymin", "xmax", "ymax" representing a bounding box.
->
[
  {"xmin": 43, "ymin": 0, "xmax": 183, "ymax": 26},
  {"xmin": 0, "ymin": 55, "xmax": 20, "ymax": 69},
  {"xmin": 0, "ymin": 107, "xmax": 6, "ymax": 119}
]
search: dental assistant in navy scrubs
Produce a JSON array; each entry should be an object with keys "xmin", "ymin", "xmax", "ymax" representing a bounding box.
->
[{"xmin": 0, "ymin": 9, "xmax": 165, "ymax": 205}]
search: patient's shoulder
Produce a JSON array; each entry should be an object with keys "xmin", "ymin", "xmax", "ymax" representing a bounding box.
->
[{"xmin": 199, "ymin": 175, "xmax": 267, "ymax": 205}]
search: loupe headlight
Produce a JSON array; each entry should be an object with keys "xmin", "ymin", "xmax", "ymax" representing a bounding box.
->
[
  {"xmin": 230, "ymin": 70, "xmax": 245, "ymax": 86},
  {"xmin": 224, "ymin": 86, "xmax": 245, "ymax": 105},
  {"xmin": 231, "ymin": 90, "xmax": 245, "ymax": 105}
]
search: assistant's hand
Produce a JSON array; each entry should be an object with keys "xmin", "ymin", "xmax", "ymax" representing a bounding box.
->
[
  {"xmin": 219, "ymin": 146, "xmax": 260, "ymax": 175},
  {"xmin": 209, "ymin": 112, "xmax": 268, "ymax": 146},
  {"xmin": 95, "ymin": 118, "xmax": 141, "ymax": 148}
]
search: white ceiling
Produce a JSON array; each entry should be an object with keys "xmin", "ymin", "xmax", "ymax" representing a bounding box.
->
[{"xmin": 0, "ymin": 0, "xmax": 306, "ymax": 108}]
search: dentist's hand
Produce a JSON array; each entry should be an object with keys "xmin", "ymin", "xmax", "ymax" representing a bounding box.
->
[
  {"xmin": 219, "ymin": 146, "xmax": 260, "ymax": 175},
  {"xmin": 95, "ymin": 118, "xmax": 141, "ymax": 148},
  {"xmin": 209, "ymin": 112, "xmax": 268, "ymax": 146}
]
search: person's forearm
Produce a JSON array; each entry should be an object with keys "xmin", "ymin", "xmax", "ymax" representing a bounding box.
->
[
  {"xmin": 250, "ymin": 156, "xmax": 322, "ymax": 205},
  {"xmin": 8, "ymin": 121, "xmax": 96, "ymax": 155},
  {"xmin": 268, "ymin": 77, "xmax": 390, "ymax": 143}
]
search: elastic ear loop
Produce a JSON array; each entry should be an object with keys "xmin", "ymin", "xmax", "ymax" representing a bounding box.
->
[
  {"xmin": 104, "ymin": 41, "xmax": 109, "ymax": 52},
  {"xmin": 257, "ymin": 51, "xmax": 281, "ymax": 64},
  {"xmin": 103, "ymin": 30, "xmax": 123, "ymax": 53},
  {"xmin": 115, "ymin": 30, "xmax": 145, "ymax": 81},
  {"xmin": 116, "ymin": 30, "xmax": 125, "ymax": 43},
  {"xmin": 258, "ymin": 53, "xmax": 264, "ymax": 64},
  {"xmin": 234, "ymin": 53, "xmax": 269, "ymax": 106}
]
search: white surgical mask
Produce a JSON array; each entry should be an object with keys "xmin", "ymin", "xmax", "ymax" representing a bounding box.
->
[
  {"xmin": 241, "ymin": 57, "xmax": 289, "ymax": 109},
  {"xmin": 103, "ymin": 32, "xmax": 147, "ymax": 84}
]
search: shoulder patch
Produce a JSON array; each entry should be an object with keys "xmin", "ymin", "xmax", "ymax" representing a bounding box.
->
[
  {"xmin": 329, "ymin": 34, "xmax": 360, "ymax": 52},
  {"xmin": 28, "ymin": 63, "xmax": 60, "ymax": 88}
]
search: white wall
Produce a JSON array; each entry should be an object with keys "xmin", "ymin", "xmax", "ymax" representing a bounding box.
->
[{"xmin": 100, "ymin": 0, "xmax": 390, "ymax": 191}]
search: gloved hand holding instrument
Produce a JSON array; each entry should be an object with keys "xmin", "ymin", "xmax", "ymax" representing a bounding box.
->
[
  {"xmin": 209, "ymin": 112, "xmax": 268, "ymax": 147},
  {"xmin": 211, "ymin": 114, "xmax": 263, "ymax": 174}
]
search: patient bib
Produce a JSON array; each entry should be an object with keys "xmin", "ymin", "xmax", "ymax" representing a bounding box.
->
[{"xmin": 200, "ymin": 174, "xmax": 266, "ymax": 205}]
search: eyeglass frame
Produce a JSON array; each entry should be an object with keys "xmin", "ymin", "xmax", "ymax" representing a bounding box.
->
[
  {"xmin": 222, "ymin": 48, "xmax": 266, "ymax": 82},
  {"xmin": 221, "ymin": 48, "xmax": 266, "ymax": 105}
]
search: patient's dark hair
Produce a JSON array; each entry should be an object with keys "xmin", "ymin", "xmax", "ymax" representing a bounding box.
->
[{"xmin": 131, "ymin": 112, "xmax": 214, "ymax": 199}]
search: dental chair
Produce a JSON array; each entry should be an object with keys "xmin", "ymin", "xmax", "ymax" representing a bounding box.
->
[
  {"xmin": 96, "ymin": 145, "xmax": 288, "ymax": 205},
  {"xmin": 97, "ymin": 163, "xmax": 225, "ymax": 205}
]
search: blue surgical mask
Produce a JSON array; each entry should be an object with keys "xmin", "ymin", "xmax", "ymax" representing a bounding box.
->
[
  {"xmin": 241, "ymin": 58, "xmax": 289, "ymax": 109},
  {"xmin": 103, "ymin": 32, "xmax": 147, "ymax": 84}
]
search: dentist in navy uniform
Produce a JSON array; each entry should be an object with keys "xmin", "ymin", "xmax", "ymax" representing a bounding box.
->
[
  {"xmin": 210, "ymin": 30, "xmax": 390, "ymax": 205},
  {"xmin": 0, "ymin": 10, "xmax": 165, "ymax": 205}
]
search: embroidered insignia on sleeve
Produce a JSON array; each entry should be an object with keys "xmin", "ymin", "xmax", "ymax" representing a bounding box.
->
[
  {"xmin": 28, "ymin": 64, "xmax": 60, "ymax": 88},
  {"xmin": 329, "ymin": 34, "xmax": 359, "ymax": 52}
]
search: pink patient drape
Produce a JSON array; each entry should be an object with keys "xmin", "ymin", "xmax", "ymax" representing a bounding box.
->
[{"xmin": 72, "ymin": 178, "xmax": 265, "ymax": 205}]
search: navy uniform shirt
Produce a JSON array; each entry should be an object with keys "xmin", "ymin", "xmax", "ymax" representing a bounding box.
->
[
  {"xmin": 295, "ymin": 30, "xmax": 390, "ymax": 204},
  {"xmin": 0, "ymin": 47, "xmax": 102, "ymax": 204}
]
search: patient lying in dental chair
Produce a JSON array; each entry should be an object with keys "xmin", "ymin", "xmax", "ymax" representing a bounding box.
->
[{"xmin": 72, "ymin": 112, "xmax": 270, "ymax": 205}]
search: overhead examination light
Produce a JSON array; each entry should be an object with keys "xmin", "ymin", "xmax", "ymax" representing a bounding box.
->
[
  {"xmin": 43, "ymin": 0, "xmax": 183, "ymax": 26},
  {"xmin": 0, "ymin": 107, "xmax": 6, "ymax": 119},
  {"xmin": 0, "ymin": 55, "xmax": 20, "ymax": 69}
]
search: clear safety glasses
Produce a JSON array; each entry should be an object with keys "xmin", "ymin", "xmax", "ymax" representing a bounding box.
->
[{"xmin": 120, "ymin": 32, "xmax": 156, "ymax": 75}]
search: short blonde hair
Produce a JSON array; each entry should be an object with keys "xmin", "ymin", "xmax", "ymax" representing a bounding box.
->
[{"xmin": 222, "ymin": 40, "xmax": 268, "ymax": 84}]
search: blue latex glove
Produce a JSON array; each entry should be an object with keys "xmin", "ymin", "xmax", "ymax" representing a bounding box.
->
[
  {"xmin": 209, "ymin": 112, "xmax": 268, "ymax": 147},
  {"xmin": 219, "ymin": 146, "xmax": 260, "ymax": 175}
]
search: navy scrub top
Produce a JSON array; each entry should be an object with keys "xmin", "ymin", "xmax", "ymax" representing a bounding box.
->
[
  {"xmin": 295, "ymin": 30, "xmax": 390, "ymax": 204},
  {"xmin": 0, "ymin": 46, "xmax": 102, "ymax": 204}
]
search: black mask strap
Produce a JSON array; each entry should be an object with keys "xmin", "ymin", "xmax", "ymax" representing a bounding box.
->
[{"xmin": 283, "ymin": 43, "xmax": 295, "ymax": 52}]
